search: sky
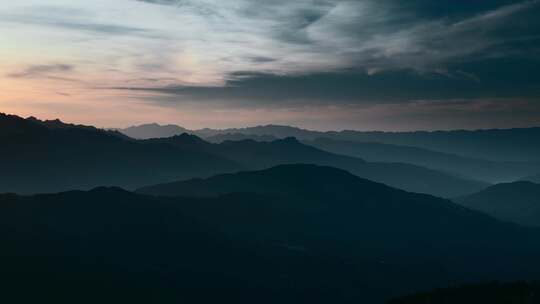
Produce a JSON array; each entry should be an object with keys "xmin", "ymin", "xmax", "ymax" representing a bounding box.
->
[{"xmin": 1, "ymin": 0, "xmax": 539, "ymax": 131}]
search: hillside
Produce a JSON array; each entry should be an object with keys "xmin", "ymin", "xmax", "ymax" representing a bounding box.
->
[
  {"xmin": 120, "ymin": 123, "xmax": 190, "ymax": 139},
  {"xmin": 387, "ymin": 281, "xmax": 540, "ymax": 304},
  {"xmin": 455, "ymin": 181, "xmax": 540, "ymax": 227},
  {"xmin": 0, "ymin": 113, "xmax": 242, "ymax": 194},
  {"xmin": 147, "ymin": 136, "xmax": 487, "ymax": 197},
  {"xmin": 3, "ymin": 165, "xmax": 540, "ymax": 303},
  {"xmin": 305, "ymin": 138, "xmax": 540, "ymax": 183}
]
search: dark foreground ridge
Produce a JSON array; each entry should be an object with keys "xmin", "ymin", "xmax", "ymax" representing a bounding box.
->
[
  {"xmin": 387, "ymin": 281, "xmax": 540, "ymax": 304},
  {"xmin": 1, "ymin": 164, "xmax": 539, "ymax": 303}
]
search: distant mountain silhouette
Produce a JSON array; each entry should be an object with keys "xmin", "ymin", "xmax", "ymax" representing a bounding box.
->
[
  {"xmin": 119, "ymin": 122, "xmax": 540, "ymax": 161},
  {"xmin": 0, "ymin": 113, "xmax": 241, "ymax": 194},
  {"xmin": 194, "ymin": 124, "xmax": 317, "ymax": 139},
  {"xmin": 305, "ymin": 138, "xmax": 540, "ymax": 183},
  {"xmin": 120, "ymin": 123, "xmax": 190, "ymax": 139},
  {"xmin": 126, "ymin": 124, "xmax": 540, "ymax": 162},
  {"xmin": 454, "ymin": 181, "xmax": 540, "ymax": 227},
  {"xmin": 2, "ymin": 165, "xmax": 540, "ymax": 303},
  {"xmin": 330, "ymin": 128, "xmax": 540, "ymax": 162},
  {"xmin": 388, "ymin": 281, "xmax": 540, "ymax": 304},
  {"xmin": 147, "ymin": 136, "xmax": 487, "ymax": 197}
]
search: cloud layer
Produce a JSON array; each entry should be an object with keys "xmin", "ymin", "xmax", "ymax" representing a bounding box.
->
[{"xmin": 0, "ymin": 0, "xmax": 539, "ymax": 129}]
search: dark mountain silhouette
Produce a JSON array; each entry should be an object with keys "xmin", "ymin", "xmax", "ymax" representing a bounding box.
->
[
  {"xmin": 3, "ymin": 165, "xmax": 540, "ymax": 303},
  {"xmin": 388, "ymin": 281, "xmax": 540, "ymax": 304},
  {"xmin": 0, "ymin": 113, "xmax": 242, "ymax": 194},
  {"xmin": 147, "ymin": 135, "xmax": 487, "ymax": 197},
  {"xmin": 305, "ymin": 138, "xmax": 540, "ymax": 183},
  {"xmin": 1, "ymin": 113, "xmax": 486, "ymax": 196},
  {"xmin": 205, "ymin": 132, "xmax": 278, "ymax": 143},
  {"xmin": 120, "ymin": 123, "xmax": 190, "ymax": 139},
  {"xmin": 127, "ymin": 124, "xmax": 540, "ymax": 162},
  {"xmin": 454, "ymin": 181, "xmax": 540, "ymax": 227}
]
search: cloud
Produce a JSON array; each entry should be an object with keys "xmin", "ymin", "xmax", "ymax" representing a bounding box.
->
[
  {"xmin": 115, "ymin": 57, "xmax": 540, "ymax": 108},
  {"xmin": 107, "ymin": 0, "xmax": 539, "ymax": 111},
  {"xmin": 7, "ymin": 64, "xmax": 76, "ymax": 81},
  {"xmin": 3, "ymin": 0, "xmax": 538, "ymax": 88},
  {"xmin": 0, "ymin": 6, "xmax": 160, "ymax": 38},
  {"xmin": 132, "ymin": 0, "xmax": 540, "ymax": 76},
  {"xmin": 1, "ymin": 0, "xmax": 539, "ymax": 130}
]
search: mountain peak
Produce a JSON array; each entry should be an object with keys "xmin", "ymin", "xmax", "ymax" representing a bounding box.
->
[
  {"xmin": 137, "ymin": 163, "xmax": 388, "ymax": 199},
  {"xmin": 169, "ymin": 132, "xmax": 207, "ymax": 144},
  {"xmin": 89, "ymin": 186, "xmax": 132, "ymax": 195},
  {"xmin": 120, "ymin": 123, "xmax": 189, "ymax": 139}
]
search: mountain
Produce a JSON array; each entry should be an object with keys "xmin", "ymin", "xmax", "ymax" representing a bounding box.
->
[
  {"xmin": 0, "ymin": 113, "xmax": 242, "ymax": 194},
  {"xmin": 305, "ymin": 138, "xmax": 540, "ymax": 183},
  {"xmin": 524, "ymin": 173, "xmax": 540, "ymax": 183},
  {"xmin": 205, "ymin": 132, "xmax": 278, "ymax": 143},
  {"xmin": 147, "ymin": 136, "xmax": 487, "ymax": 197},
  {"xmin": 332, "ymin": 128, "xmax": 540, "ymax": 162},
  {"xmin": 3, "ymin": 165, "xmax": 540, "ymax": 303},
  {"xmin": 193, "ymin": 124, "xmax": 320, "ymax": 139},
  {"xmin": 153, "ymin": 124, "xmax": 540, "ymax": 162},
  {"xmin": 388, "ymin": 281, "xmax": 540, "ymax": 304},
  {"xmin": 0, "ymin": 113, "xmax": 485, "ymax": 196},
  {"xmin": 120, "ymin": 123, "xmax": 190, "ymax": 139},
  {"xmin": 119, "ymin": 122, "xmax": 540, "ymax": 161},
  {"xmin": 454, "ymin": 181, "xmax": 540, "ymax": 227}
]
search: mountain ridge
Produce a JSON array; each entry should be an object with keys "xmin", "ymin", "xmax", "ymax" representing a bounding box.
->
[
  {"xmin": 454, "ymin": 181, "xmax": 540, "ymax": 227},
  {"xmin": 147, "ymin": 135, "xmax": 487, "ymax": 197},
  {"xmin": 0, "ymin": 113, "xmax": 488, "ymax": 197},
  {"xmin": 2, "ymin": 164, "xmax": 540, "ymax": 303},
  {"xmin": 118, "ymin": 122, "xmax": 540, "ymax": 162},
  {"xmin": 304, "ymin": 137, "xmax": 540, "ymax": 183}
]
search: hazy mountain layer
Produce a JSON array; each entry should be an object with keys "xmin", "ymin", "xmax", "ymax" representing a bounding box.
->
[
  {"xmin": 524, "ymin": 173, "xmax": 540, "ymax": 183},
  {"xmin": 120, "ymin": 123, "xmax": 540, "ymax": 162},
  {"xmin": 146, "ymin": 135, "xmax": 488, "ymax": 197},
  {"xmin": 455, "ymin": 181, "xmax": 540, "ymax": 227},
  {"xmin": 0, "ymin": 113, "xmax": 487, "ymax": 197},
  {"xmin": 305, "ymin": 138, "xmax": 540, "ymax": 183},
  {"xmin": 120, "ymin": 123, "xmax": 190, "ymax": 139}
]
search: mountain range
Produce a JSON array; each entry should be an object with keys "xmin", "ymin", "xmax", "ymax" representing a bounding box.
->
[
  {"xmin": 2, "ymin": 164, "xmax": 540, "ymax": 304},
  {"xmin": 0, "ymin": 113, "xmax": 486, "ymax": 197},
  {"xmin": 119, "ymin": 123, "xmax": 540, "ymax": 162},
  {"xmin": 304, "ymin": 138, "xmax": 540, "ymax": 183},
  {"xmin": 143, "ymin": 134, "xmax": 487, "ymax": 197},
  {"xmin": 0, "ymin": 113, "xmax": 241, "ymax": 194},
  {"xmin": 455, "ymin": 181, "xmax": 540, "ymax": 227},
  {"xmin": 120, "ymin": 123, "xmax": 190, "ymax": 139}
]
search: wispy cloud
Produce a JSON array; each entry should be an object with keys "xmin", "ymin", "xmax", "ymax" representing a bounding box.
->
[
  {"xmin": 7, "ymin": 64, "xmax": 76, "ymax": 82},
  {"xmin": 1, "ymin": 0, "xmax": 538, "ymax": 87},
  {"xmin": 132, "ymin": 0, "xmax": 540, "ymax": 78},
  {"xmin": 0, "ymin": 5, "xmax": 162, "ymax": 38},
  {"xmin": 1, "ymin": 0, "xmax": 539, "ymax": 130}
]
